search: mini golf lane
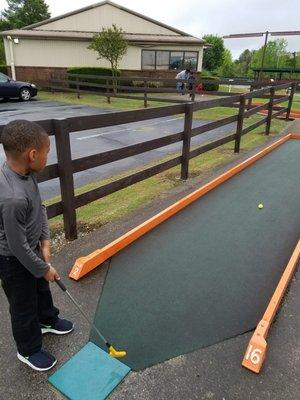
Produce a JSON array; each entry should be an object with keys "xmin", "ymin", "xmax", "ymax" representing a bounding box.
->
[{"xmin": 91, "ymin": 139, "xmax": 300, "ymax": 371}]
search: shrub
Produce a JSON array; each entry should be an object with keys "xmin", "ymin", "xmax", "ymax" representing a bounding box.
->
[
  {"xmin": 202, "ymin": 76, "xmax": 219, "ymax": 91},
  {"xmin": 132, "ymin": 80, "xmax": 144, "ymax": 88},
  {"xmin": 201, "ymin": 69, "xmax": 213, "ymax": 77},
  {"xmin": 67, "ymin": 67, "xmax": 121, "ymax": 90},
  {"xmin": 148, "ymin": 81, "xmax": 162, "ymax": 88},
  {"xmin": 0, "ymin": 65, "xmax": 8, "ymax": 74}
]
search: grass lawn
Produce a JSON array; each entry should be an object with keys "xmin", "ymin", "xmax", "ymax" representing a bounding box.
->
[
  {"xmin": 38, "ymin": 90, "xmax": 173, "ymax": 110},
  {"xmin": 43, "ymin": 88, "xmax": 290, "ymax": 237},
  {"xmin": 218, "ymin": 85, "xmax": 300, "ymax": 112},
  {"xmin": 219, "ymin": 84, "xmax": 249, "ymax": 93}
]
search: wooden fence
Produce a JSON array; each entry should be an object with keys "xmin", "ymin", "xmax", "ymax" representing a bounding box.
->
[
  {"xmin": 0, "ymin": 82, "xmax": 295, "ymax": 240},
  {"xmin": 49, "ymin": 73, "xmax": 300, "ymax": 107}
]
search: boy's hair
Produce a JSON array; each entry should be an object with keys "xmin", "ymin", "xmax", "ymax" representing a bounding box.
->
[{"xmin": 1, "ymin": 120, "xmax": 48, "ymax": 155}]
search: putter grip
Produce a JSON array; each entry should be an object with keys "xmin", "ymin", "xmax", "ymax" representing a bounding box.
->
[{"xmin": 55, "ymin": 279, "xmax": 67, "ymax": 292}]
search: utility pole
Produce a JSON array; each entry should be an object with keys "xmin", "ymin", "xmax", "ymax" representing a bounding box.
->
[
  {"xmin": 292, "ymin": 51, "xmax": 296, "ymax": 78},
  {"xmin": 259, "ymin": 31, "xmax": 269, "ymax": 79},
  {"xmin": 223, "ymin": 30, "xmax": 300, "ymax": 80}
]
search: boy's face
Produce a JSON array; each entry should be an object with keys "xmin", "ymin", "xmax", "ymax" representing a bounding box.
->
[{"xmin": 27, "ymin": 137, "xmax": 50, "ymax": 173}]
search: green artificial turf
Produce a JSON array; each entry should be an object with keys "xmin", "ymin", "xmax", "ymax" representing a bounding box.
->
[{"xmin": 91, "ymin": 139, "xmax": 300, "ymax": 370}]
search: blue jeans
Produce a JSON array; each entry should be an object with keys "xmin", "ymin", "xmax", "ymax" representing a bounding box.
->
[
  {"xmin": 176, "ymin": 82, "xmax": 185, "ymax": 94},
  {"xmin": 0, "ymin": 255, "xmax": 59, "ymax": 356}
]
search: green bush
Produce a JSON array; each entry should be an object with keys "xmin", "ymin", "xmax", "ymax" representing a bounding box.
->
[
  {"xmin": 148, "ymin": 81, "xmax": 162, "ymax": 88},
  {"xmin": 0, "ymin": 65, "xmax": 8, "ymax": 74},
  {"xmin": 132, "ymin": 80, "xmax": 162, "ymax": 88},
  {"xmin": 202, "ymin": 76, "xmax": 219, "ymax": 91},
  {"xmin": 201, "ymin": 69, "xmax": 212, "ymax": 77},
  {"xmin": 131, "ymin": 80, "xmax": 143, "ymax": 88},
  {"xmin": 67, "ymin": 67, "xmax": 121, "ymax": 90}
]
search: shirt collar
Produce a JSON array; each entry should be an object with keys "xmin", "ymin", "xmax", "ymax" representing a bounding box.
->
[{"xmin": 2, "ymin": 162, "xmax": 30, "ymax": 181}]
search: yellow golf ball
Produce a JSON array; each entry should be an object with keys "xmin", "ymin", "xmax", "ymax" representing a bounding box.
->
[{"xmin": 258, "ymin": 203, "xmax": 264, "ymax": 209}]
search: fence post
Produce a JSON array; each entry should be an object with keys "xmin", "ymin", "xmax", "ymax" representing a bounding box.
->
[
  {"xmin": 144, "ymin": 80, "xmax": 148, "ymax": 108},
  {"xmin": 53, "ymin": 119, "xmax": 77, "ymax": 240},
  {"xmin": 106, "ymin": 79, "xmax": 111, "ymax": 104},
  {"xmin": 286, "ymin": 83, "xmax": 295, "ymax": 120},
  {"xmin": 247, "ymin": 84, "xmax": 254, "ymax": 110},
  {"xmin": 191, "ymin": 79, "xmax": 196, "ymax": 102},
  {"xmin": 265, "ymin": 86, "xmax": 275, "ymax": 135},
  {"xmin": 234, "ymin": 95, "xmax": 246, "ymax": 153},
  {"xmin": 181, "ymin": 102, "xmax": 193, "ymax": 180},
  {"xmin": 76, "ymin": 76, "xmax": 80, "ymax": 99}
]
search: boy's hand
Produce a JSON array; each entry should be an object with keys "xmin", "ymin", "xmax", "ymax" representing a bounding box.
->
[{"xmin": 44, "ymin": 265, "xmax": 60, "ymax": 282}]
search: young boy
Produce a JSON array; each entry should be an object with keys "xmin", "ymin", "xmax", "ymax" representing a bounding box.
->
[{"xmin": 0, "ymin": 120, "xmax": 74, "ymax": 372}]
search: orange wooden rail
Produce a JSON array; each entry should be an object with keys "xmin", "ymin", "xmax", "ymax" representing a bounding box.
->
[
  {"xmin": 242, "ymin": 239, "xmax": 300, "ymax": 373},
  {"xmin": 69, "ymin": 134, "xmax": 295, "ymax": 281}
]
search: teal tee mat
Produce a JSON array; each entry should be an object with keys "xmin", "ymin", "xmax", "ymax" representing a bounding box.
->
[
  {"xmin": 91, "ymin": 139, "xmax": 300, "ymax": 371},
  {"xmin": 48, "ymin": 342, "xmax": 130, "ymax": 400}
]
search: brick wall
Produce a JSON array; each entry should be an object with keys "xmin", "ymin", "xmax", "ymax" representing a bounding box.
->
[
  {"xmin": 8, "ymin": 66, "xmax": 67, "ymax": 87},
  {"xmin": 8, "ymin": 66, "xmax": 201, "ymax": 87}
]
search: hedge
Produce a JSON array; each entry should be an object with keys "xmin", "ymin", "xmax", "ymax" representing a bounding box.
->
[
  {"xmin": 202, "ymin": 76, "xmax": 219, "ymax": 91},
  {"xmin": 0, "ymin": 65, "xmax": 8, "ymax": 74},
  {"xmin": 67, "ymin": 67, "xmax": 121, "ymax": 90}
]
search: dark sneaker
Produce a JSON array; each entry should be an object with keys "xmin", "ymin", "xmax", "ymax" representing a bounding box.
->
[
  {"xmin": 17, "ymin": 349, "xmax": 57, "ymax": 372},
  {"xmin": 41, "ymin": 318, "xmax": 74, "ymax": 335}
]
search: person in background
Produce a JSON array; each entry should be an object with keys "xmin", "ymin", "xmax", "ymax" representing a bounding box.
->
[
  {"xmin": 176, "ymin": 68, "xmax": 190, "ymax": 95},
  {"xmin": 188, "ymin": 71, "xmax": 196, "ymax": 99}
]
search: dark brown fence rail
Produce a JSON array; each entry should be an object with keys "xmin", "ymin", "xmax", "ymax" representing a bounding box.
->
[
  {"xmin": 0, "ymin": 82, "xmax": 295, "ymax": 239},
  {"xmin": 48, "ymin": 73, "xmax": 300, "ymax": 107}
]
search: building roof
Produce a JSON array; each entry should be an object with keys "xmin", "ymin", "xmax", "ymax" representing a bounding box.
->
[
  {"xmin": 19, "ymin": 0, "xmax": 201, "ymax": 40},
  {"xmin": 0, "ymin": 29, "xmax": 204, "ymax": 45}
]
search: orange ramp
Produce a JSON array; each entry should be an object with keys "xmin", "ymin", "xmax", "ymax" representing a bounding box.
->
[
  {"xmin": 242, "ymin": 240, "xmax": 300, "ymax": 373},
  {"xmin": 69, "ymin": 135, "xmax": 293, "ymax": 281}
]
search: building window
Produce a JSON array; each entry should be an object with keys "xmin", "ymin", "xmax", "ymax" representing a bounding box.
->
[
  {"xmin": 156, "ymin": 51, "xmax": 170, "ymax": 70},
  {"xmin": 142, "ymin": 50, "xmax": 198, "ymax": 71},
  {"xmin": 142, "ymin": 50, "xmax": 156, "ymax": 70},
  {"xmin": 170, "ymin": 52, "xmax": 184, "ymax": 70},
  {"xmin": 184, "ymin": 52, "xmax": 198, "ymax": 70}
]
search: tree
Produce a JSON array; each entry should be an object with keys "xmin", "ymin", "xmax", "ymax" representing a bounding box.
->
[
  {"xmin": 0, "ymin": 0, "xmax": 50, "ymax": 30},
  {"xmin": 19, "ymin": 0, "xmax": 50, "ymax": 27},
  {"xmin": 251, "ymin": 39, "xmax": 288, "ymax": 70},
  {"xmin": 0, "ymin": 41, "xmax": 5, "ymax": 64},
  {"xmin": 202, "ymin": 34, "xmax": 226, "ymax": 72},
  {"xmin": 0, "ymin": 0, "xmax": 50, "ymax": 65},
  {"xmin": 88, "ymin": 24, "xmax": 127, "ymax": 87},
  {"xmin": 237, "ymin": 49, "xmax": 253, "ymax": 76},
  {"xmin": 217, "ymin": 49, "xmax": 236, "ymax": 77}
]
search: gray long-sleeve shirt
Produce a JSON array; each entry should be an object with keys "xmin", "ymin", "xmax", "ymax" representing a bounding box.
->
[{"xmin": 0, "ymin": 162, "xmax": 50, "ymax": 278}]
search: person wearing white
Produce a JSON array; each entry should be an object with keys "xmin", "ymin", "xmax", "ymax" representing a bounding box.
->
[{"xmin": 176, "ymin": 69, "xmax": 190, "ymax": 94}]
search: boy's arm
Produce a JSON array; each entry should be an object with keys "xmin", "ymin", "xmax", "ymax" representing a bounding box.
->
[
  {"xmin": 40, "ymin": 204, "xmax": 50, "ymax": 241},
  {"xmin": 2, "ymin": 199, "xmax": 50, "ymax": 278},
  {"xmin": 40, "ymin": 205, "xmax": 51, "ymax": 264},
  {"xmin": 40, "ymin": 239, "xmax": 51, "ymax": 264}
]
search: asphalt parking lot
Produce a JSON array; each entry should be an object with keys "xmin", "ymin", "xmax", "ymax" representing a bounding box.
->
[{"xmin": 0, "ymin": 99, "xmax": 236, "ymax": 200}]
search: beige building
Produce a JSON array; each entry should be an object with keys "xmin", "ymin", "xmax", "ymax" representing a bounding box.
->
[{"xmin": 1, "ymin": 0, "xmax": 205, "ymax": 84}]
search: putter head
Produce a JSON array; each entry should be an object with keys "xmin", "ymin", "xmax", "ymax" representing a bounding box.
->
[{"xmin": 108, "ymin": 346, "xmax": 127, "ymax": 358}]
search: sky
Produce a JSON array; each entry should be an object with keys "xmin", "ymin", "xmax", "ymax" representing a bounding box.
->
[{"xmin": 0, "ymin": 0, "xmax": 299, "ymax": 59}]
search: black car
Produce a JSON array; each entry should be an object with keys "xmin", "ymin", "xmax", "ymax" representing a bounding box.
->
[{"xmin": 0, "ymin": 72, "xmax": 38, "ymax": 101}]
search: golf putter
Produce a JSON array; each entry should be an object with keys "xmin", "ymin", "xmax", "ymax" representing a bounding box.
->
[{"xmin": 55, "ymin": 279, "xmax": 126, "ymax": 358}]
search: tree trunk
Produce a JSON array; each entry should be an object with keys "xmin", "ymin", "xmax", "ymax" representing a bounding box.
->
[{"xmin": 111, "ymin": 63, "xmax": 117, "ymax": 94}]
